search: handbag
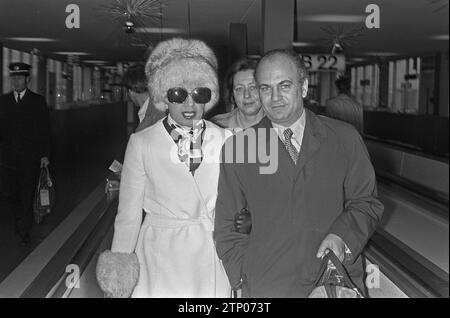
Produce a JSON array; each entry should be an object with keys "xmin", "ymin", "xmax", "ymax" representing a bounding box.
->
[
  {"xmin": 308, "ymin": 249, "xmax": 364, "ymax": 298},
  {"xmin": 33, "ymin": 166, "xmax": 55, "ymax": 224}
]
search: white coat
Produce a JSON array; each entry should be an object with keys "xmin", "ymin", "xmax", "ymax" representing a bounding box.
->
[{"xmin": 111, "ymin": 118, "xmax": 232, "ymax": 298}]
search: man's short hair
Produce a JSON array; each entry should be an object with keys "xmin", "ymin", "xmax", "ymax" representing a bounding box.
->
[
  {"xmin": 335, "ymin": 76, "xmax": 351, "ymax": 94},
  {"xmin": 123, "ymin": 63, "xmax": 147, "ymax": 93},
  {"xmin": 224, "ymin": 58, "xmax": 258, "ymax": 106},
  {"xmin": 257, "ymin": 49, "xmax": 308, "ymax": 84}
]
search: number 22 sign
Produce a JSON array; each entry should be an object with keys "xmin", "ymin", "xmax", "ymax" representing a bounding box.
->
[{"xmin": 300, "ymin": 54, "xmax": 345, "ymax": 72}]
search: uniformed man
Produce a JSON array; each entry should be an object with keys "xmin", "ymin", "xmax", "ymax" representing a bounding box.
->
[{"xmin": 0, "ymin": 62, "xmax": 51, "ymax": 246}]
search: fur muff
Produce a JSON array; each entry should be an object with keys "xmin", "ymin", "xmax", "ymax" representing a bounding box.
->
[{"xmin": 96, "ymin": 250, "xmax": 140, "ymax": 298}]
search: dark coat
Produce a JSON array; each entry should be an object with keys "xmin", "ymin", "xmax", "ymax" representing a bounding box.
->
[
  {"xmin": 214, "ymin": 109, "xmax": 384, "ymax": 297},
  {"xmin": 0, "ymin": 89, "xmax": 50, "ymax": 170}
]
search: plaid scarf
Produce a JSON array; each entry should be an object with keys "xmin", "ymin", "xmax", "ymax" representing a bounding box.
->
[{"xmin": 163, "ymin": 115, "xmax": 205, "ymax": 175}]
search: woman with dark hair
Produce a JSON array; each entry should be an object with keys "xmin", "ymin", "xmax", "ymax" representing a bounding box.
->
[{"xmin": 211, "ymin": 58, "xmax": 264, "ymax": 131}]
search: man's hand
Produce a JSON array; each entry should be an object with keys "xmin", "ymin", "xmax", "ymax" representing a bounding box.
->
[
  {"xmin": 234, "ymin": 208, "xmax": 252, "ymax": 234},
  {"xmin": 316, "ymin": 233, "xmax": 346, "ymax": 262},
  {"xmin": 40, "ymin": 157, "xmax": 50, "ymax": 168}
]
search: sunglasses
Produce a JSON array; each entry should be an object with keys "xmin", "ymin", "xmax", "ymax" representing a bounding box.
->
[{"xmin": 167, "ymin": 87, "xmax": 211, "ymax": 104}]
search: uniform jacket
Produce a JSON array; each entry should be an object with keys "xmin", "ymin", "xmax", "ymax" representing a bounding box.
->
[
  {"xmin": 0, "ymin": 89, "xmax": 50, "ymax": 168},
  {"xmin": 214, "ymin": 109, "xmax": 384, "ymax": 297},
  {"xmin": 111, "ymin": 119, "xmax": 232, "ymax": 297}
]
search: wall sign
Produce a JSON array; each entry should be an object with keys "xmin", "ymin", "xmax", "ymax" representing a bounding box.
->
[{"xmin": 300, "ymin": 54, "xmax": 346, "ymax": 72}]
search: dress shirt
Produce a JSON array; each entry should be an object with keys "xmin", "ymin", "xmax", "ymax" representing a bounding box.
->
[
  {"xmin": 14, "ymin": 89, "xmax": 26, "ymax": 103},
  {"xmin": 271, "ymin": 109, "xmax": 306, "ymax": 152}
]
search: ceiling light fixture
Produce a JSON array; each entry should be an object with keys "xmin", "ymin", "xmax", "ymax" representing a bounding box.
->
[
  {"xmin": 97, "ymin": 0, "xmax": 165, "ymax": 33},
  {"xmin": 292, "ymin": 42, "xmax": 312, "ymax": 47},
  {"xmin": 83, "ymin": 60, "xmax": 109, "ymax": 64},
  {"xmin": 54, "ymin": 52, "xmax": 90, "ymax": 56},
  {"xmin": 124, "ymin": 20, "xmax": 136, "ymax": 33},
  {"xmin": 6, "ymin": 37, "xmax": 57, "ymax": 42},
  {"xmin": 431, "ymin": 34, "xmax": 449, "ymax": 40},
  {"xmin": 135, "ymin": 27, "xmax": 185, "ymax": 34},
  {"xmin": 364, "ymin": 52, "xmax": 398, "ymax": 56},
  {"xmin": 302, "ymin": 15, "xmax": 365, "ymax": 23},
  {"xmin": 348, "ymin": 58, "xmax": 367, "ymax": 62},
  {"xmin": 317, "ymin": 25, "xmax": 365, "ymax": 54}
]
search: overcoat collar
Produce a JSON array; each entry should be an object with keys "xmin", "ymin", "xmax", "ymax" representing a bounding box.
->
[{"xmin": 256, "ymin": 109, "xmax": 326, "ymax": 183}]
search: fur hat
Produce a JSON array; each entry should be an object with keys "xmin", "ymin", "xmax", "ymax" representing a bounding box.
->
[{"xmin": 145, "ymin": 38, "xmax": 219, "ymax": 113}]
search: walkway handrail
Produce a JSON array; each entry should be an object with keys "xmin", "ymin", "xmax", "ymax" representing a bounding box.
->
[
  {"xmin": 365, "ymin": 229, "xmax": 449, "ymax": 298},
  {"xmin": 0, "ymin": 182, "xmax": 116, "ymax": 298}
]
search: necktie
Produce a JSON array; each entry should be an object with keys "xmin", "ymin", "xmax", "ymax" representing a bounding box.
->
[
  {"xmin": 283, "ymin": 128, "xmax": 299, "ymax": 164},
  {"xmin": 16, "ymin": 92, "xmax": 21, "ymax": 103}
]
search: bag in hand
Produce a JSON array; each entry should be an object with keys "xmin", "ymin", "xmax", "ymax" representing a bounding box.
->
[
  {"xmin": 308, "ymin": 249, "xmax": 364, "ymax": 298},
  {"xmin": 33, "ymin": 166, "xmax": 55, "ymax": 224}
]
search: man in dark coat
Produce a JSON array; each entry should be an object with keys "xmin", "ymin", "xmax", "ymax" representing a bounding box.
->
[
  {"xmin": 0, "ymin": 62, "xmax": 51, "ymax": 246},
  {"xmin": 214, "ymin": 50, "xmax": 384, "ymax": 297}
]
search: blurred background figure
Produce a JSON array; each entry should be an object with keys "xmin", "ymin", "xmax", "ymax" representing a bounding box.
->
[
  {"xmin": 122, "ymin": 63, "xmax": 165, "ymax": 132},
  {"xmin": 0, "ymin": 62, "xmax": 51, "ymax": 246},
  {"xmin": 211, "ymin": 58, "xmax": 264, "ymax": 131},
  {"xmin": 123, "ymin": 63, "xmax": 149, "ymax": 123},
  {"xmin": 325, "ymin": 76, "xmax": 364, "ymax": 134}
]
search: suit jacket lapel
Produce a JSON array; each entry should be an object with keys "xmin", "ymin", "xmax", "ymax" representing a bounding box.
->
[
  {"xmin": 8, "ymin": 92, "xmax": 16, "ymax": 104},
  {"xmin": 20, "ymin": 89, "xmax": 28, "ymax": 103},
  {"xmin": 258, "ymin": 117, "xmax": 296, "ymax": 183},
  {"xmin": 294, "ymin": 109, "xmax": 323, "ymax": 181}
]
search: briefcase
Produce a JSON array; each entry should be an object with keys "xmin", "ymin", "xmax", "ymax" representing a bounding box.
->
[{"xmin": 308, "ymin": 249, "xmax": 364, "ymax": 298}]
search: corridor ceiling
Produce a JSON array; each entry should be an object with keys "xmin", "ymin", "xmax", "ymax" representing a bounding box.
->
[{"xmin": 0, "ymin": 0, "xmax": 448, "ymax": 64}]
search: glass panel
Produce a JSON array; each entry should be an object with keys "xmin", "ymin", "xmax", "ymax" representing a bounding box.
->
[
  {"xmin": 386, "ymin": 58, "xmax": 422, "ymax": 114},
  {"xmin": 356, "ymin": 66, "xmax": 364, "ymax": 105},
  {"xmin": 30, "ymin": 53, "xmax": 39, "ymax": 92},
  {"xmin": 11, "ymin": 49, "xmax": 21, "ymax": 62},
  {"xmin": 388, "ymin": 61, "xmax": 395, "ymax": 110},
  {"xmin": 3, "ymin": 47, "xmax": 11, "ymax": 93},
  {"xmin": 21, "ymin": 52, "xmax": 31, "ymax": 65},
  {"xmin": 351, "ymin": 67, "xmax": 356, "ymax": 96}
]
